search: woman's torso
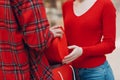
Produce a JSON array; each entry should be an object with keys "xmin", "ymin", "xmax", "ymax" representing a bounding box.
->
[{"xmin": 62, "ymin": 0, "xmax": 114, "ymax": 68}]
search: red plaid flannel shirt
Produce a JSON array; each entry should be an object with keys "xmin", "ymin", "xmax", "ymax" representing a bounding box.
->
[{"xmin": 0, "ymin": 0, "xmax": 54, "ymax": 80}]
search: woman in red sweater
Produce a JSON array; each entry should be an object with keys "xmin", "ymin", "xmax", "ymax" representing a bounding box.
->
[{"xmin": 62, "ymin": 0, "xmax": 116, "ymax": 80}]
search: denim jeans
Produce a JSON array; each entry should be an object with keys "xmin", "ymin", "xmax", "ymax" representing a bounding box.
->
[{"xmin": 74, "ymin": 61, "xmax": 114, "ymax": 80}]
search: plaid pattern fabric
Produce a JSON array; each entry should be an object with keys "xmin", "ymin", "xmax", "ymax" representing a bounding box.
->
[
  {"xmin": 28, "ymin": 49, "xmax": 54, "ymax": 80},
  {"xmin": 0, "ymin": 0, "xmax": 54, "ymax": 80}
]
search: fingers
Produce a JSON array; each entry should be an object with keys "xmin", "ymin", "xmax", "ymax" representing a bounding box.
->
[
  {"xmin": 62, "ymin": 51, "xmax": 77, "ymax": 64},
  {"xmin": 63, "ymin": 46, "xmax": 75, "ymax": 64},
  {"xmin": 64, "ymin": 49, "xmax": 76, "ymax": 59},
  {"xmin": 50, "ymin": 25, "xmax": 64, "ymax": 38},
  {"xmin": 62, "ymin": 45, "xmax": 83, "ymax": 64},
  {"xmin": 62, "ymin": 56, "xmax": 77, "ymax": 64},
  {"xmin": 68, "ymin": 45, "xmax": 76, "ymax": 49},
  {"xmin": 54, "ymin": 28, "xmax": 63, "ymax": 38},
  {"xmin": 51, "ymin": 25, "xmax": 62, "ymax": 29},
  {"xmin": 62, "ymin": 58, "xmax": 73, "ymax": 64},
  {"xmin": 54, "ymin": 28, "xmax": 63, "ymax": 34}
]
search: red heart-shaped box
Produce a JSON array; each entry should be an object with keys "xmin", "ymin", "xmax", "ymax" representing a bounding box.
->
[{"xmin": 45, "ymin": 29, "xmax": 68, "ymax": 65}]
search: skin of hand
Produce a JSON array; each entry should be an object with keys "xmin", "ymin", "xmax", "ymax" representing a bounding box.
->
[
  {"xmin": 62, "ymin": 45, "xmax": 83, "ymax": 64},
  {"xmin": 50, "ymin": 25, "xmax": 63, "ymax": 38}
]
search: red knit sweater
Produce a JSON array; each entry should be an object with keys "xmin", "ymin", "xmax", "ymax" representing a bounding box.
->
[{"xmin": 62, "ymin": 0, "xmax": 116, "ymax": 68}]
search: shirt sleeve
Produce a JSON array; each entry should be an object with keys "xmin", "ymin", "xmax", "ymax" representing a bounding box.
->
[
  {"xmin": 82, "ymin": 0, "xmax": 116, "ymax": 57},
  {"xmin": 62, "ymin": 1, "xmax": 71, "ymax": 46},
  {"xmin": 11, "ymin": 0, "xmax": 54, "ymax": 52}
]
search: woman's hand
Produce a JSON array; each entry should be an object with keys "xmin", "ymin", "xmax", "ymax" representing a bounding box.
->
[
  {"xmin": 62, "ymin": 45, "xmax": 83, "ymax": 64},
  {"xmin": 50, "ymin": 25, "xmax": 63, "ymax": 38}
]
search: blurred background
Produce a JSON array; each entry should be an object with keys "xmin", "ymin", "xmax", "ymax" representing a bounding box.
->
[
  {"xmin": 44, "ymin": 0, "xmax": 120, "ymax": 80},
  {"xmin": 107, "ymin": 0, "xmax": 120, "ymax": 80},
  {"xmin": 44, "ymin": 0, "xmax": 65, "ymax": 26}
]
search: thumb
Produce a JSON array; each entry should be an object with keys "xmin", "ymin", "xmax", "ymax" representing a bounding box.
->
[{"xmin": 68, "ymin": 45, "xmax": 76, "ymax": 49}]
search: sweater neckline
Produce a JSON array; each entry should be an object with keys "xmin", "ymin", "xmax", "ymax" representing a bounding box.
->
[{"xmin": 71, "ymin": 0, "xmax": 99, "ymax": 18}]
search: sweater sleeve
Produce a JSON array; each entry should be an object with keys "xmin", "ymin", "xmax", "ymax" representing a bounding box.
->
[
  {"xmin": 11, "ymin": 0, "xmax": 54, "ymax": 52},
  {"xmin": 82, "ymin": 0, "xmax": 116, "ymax": 57},
  {"xmin": 62, "ymin": 1, "xmax": 71, "ymax": 46}
]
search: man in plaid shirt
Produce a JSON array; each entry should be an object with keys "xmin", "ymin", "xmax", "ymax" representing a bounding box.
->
[{"xmin": 0, "ymin": 0, "xmax": 63, "ymax": 80}]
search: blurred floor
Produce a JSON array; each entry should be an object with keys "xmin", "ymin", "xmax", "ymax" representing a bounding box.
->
[{"xmin": 107, "ymin": 10, "xmax": 120, "ymax": 80}]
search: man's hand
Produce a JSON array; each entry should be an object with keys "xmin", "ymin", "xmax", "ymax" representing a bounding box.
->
[{"xmin": 62, "ymin": 45, "xmax": 83, "ymax": 64}]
